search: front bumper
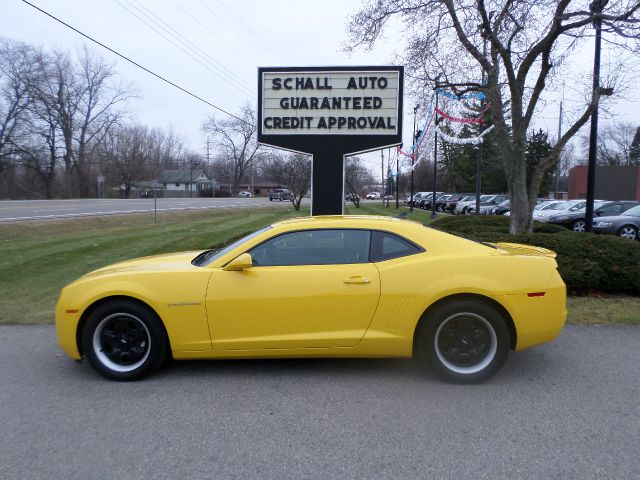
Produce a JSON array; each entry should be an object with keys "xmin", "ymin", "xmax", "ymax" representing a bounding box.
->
[{"xmin": 55, "ymin": 285, "xmax": 82, "ymax": 360}]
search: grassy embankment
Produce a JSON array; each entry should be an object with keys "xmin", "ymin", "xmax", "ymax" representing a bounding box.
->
[{"xmin": 0, "ymin": 201, "xmax": 637, "ymax": 325}]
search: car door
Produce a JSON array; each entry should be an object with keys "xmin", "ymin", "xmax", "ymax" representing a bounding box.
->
[{"xmin": 206, "ymin": 229, "xmax": 381, "ymax": 350}]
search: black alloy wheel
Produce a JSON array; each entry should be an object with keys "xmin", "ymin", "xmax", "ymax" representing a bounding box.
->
[
  {"xmin": 82, "ymin": 300, "xmax": 168, "ymax": 381},
  {"xmin": 417, "ymin": 299, "xmax": 510, "ymax": 383}
]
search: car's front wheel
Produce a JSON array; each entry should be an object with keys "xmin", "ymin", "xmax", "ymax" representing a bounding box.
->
[
  {"xmin": 417, "ymin": 299, "xmax": 510, "ymax": 383},
  {"xmin": 572, "ymin": 219, "xmax": 586, "ymax": 232},
  {"xmin": 81, "ymin": 300, "xmax": 168, "ymax": 381},
  {"xmin": 617, "ymin": 225, "xmax": 638, "ymax": 240}
]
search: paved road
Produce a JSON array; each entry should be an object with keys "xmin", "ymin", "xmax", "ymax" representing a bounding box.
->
[
  {"xmin": 0, "ymin": 198, "xmax": 295, "ymax": 222},
  {"xmin": 0, "ymin": 325, "xmax": 638, "ymax": 479}
]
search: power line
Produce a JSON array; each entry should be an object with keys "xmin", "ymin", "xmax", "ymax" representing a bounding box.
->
[
  {"xmin": 197, "ymin": 0, "xmax": 282, "ymax": 65},
  {"xmin": 125, "ymin": 0, "xmax": 255, "ymax": 95},
  {"xmin": 20, "ymin": 0, "xmax": 249, "ymax": 124},
  {"xmin": 167, "ymin": 0, "xmax": 259, "ymax": 68},
  {"xmin": 113, "ymin": 0, "xmax": 254, "ymax": 97},
  {"xmin": 214, "ymin": 0, "xmax": 286, "ymax": 64}
]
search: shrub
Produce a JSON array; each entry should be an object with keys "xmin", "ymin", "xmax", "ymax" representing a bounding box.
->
[{"xmin": 430, "ymin": 216, "xmax": 640, "ymax": 294}]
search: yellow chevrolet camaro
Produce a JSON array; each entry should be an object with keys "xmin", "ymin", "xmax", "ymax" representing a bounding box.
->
[{"xmin": 55, "ymin": 215, "xmax": 566, "ymax": 383}]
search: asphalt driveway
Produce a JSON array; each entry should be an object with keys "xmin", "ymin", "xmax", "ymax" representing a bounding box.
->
[{"xmin": 0, "ymin": 325, "xmax": 638, "ymax": 479}]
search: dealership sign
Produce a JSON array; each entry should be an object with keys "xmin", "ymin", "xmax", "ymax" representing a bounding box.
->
[{"xmin": 258, "ymin": 66, "xmax": 404, "ymax": 215}]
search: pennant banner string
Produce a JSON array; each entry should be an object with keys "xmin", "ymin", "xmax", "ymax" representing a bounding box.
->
[
  {"xmin": 435, "ymin": 108, "xmax": 485, "ymax": 124},
  {"xmin": 434, "ymin": 124, "xmax": 495, "ymax": 145},
  {"xmin": 436, "ymin": 88, "xmax": 485, "ymax": 100}
]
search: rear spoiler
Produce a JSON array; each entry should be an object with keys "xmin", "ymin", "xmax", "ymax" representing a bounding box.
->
[{"xmin": 491, "ymin": 242, "xmax": 557, "ymax": 259}]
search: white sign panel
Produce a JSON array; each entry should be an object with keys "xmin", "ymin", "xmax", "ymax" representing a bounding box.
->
[{"xmin": 261, "ymin": 70, "xmax": 400, "ymax": 136}]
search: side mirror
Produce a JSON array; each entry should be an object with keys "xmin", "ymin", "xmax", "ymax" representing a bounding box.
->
[
  {"xmin": 222, "ymin": 253, "xmax": 253, "ymax": 271},
  {"xmin": 596, "ymin": 211, "xmax": 602, "ymax": 216}
]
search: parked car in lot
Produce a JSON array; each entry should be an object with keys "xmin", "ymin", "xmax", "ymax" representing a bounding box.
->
[
  {"xmin": 532, "ymin": 200, "xmax": 587, "ymax": 222},
  {"xmin": 491, "ymin": 199, "xmax": 510, "ymax": 215},
  {"xmin": 593, "ymin": 204, "xmax": 640, "ymax": 240},
  {"xmin": 269, "ymin": 189, "xmax": 292, "ymax": 201},
  {"xmin": 455, "ymin": 195, "xmax": 496, "ymax": 215},
  {"xmin": 420, "ymin": 192, "xmax": 446, "ymax": 210},
  {"xmin": 238, "ymin": 191, "xmax": 253, "ymax": 198},
  {"xmin": 443, "ymin": 194, "xmax": 471, "ymax": 213},
  {"xmin": 435, "ymin": 194, "xmax": 455, "ymax": 212},
  {"xmin": 407, "ymin": 191, "xmax": 429, "ymax": 207},
  {"xmin": 504, "ymin": 199, "xmax": 562, "ymax": 217},
  {"xmin": 475, "ymin": 195, "xmax": 509, "ymax": 215},
  {"xmin": 55, "ymin": 215, "xmax": 566, "ymax": 383},
  {"xmin": 366, "ymin": 192, "xmax": 382, "ymax": 200},
  {"xmin": 547, "ymin": 201, "xmax": 639, "ymax": 232}
]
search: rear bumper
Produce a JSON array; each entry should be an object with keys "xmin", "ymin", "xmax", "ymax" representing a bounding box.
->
[{"xmin": 498, "ymin": 272, "xmax": 567, "ymax": 351}]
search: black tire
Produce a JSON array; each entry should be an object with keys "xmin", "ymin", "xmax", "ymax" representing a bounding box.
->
[
  {"xmin": 617, "ymin": 224, "xmax": 638, "ymax": 240},
  {"xmin": 81, "ymin": 300, "xmax": 168, "ymax": 381},
  {"xmin": 571, "ymin": 219, "xmax": 586, "ymax": 232},
  {"xmin": 416, "ymin": 299, "xmax": 510, "ymax": 383}
]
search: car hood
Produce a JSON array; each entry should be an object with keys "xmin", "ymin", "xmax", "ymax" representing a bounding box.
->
[
  {"xmin": 81, "ymin": 251, "xmax": 205, "ymax": 278},
  {"xmin": 533, "ymin": 209, "xmax": 566, "ymax": 219}
]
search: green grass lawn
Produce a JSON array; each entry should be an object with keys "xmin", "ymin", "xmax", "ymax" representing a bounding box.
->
[{"xmin": 0, "ymin": 202, "xmax": 637, "ymax": 326}]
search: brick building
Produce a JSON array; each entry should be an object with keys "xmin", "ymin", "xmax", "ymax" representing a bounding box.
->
[{"xmin": 568, "ymin": 165, "xmax": 640, "ymax": 201}]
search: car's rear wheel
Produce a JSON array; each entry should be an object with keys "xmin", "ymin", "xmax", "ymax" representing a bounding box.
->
[
  {"xmin": 572, "ymin": 219, "xmax": 586, "ymax": 232},
  {"xmin": 81, "ymin": 300, "xmax": 168, "ymax": 381},
  {"xmin": 417, "ymin": 299, "xmax": 510, "ymax": 383},
  {"xmin": 617, "ymin": 225, "xmax": 638, "ymax": 240}
]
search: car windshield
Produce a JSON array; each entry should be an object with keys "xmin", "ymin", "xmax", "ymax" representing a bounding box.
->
[
  {"xmin": 192, "ymin": 226, "xmax": 272, "ymax": 267},
  {"xmin": 623, "ymin": 205, "xmax": 640, "ymax": 217},
  {"xmin": 550, "ymin": 200, "xmax": 583, "ymax": 211},
  {"xmin": 498, "ymin": 199, "xmax": 510, "ymax": 207},
  {"xmin": 538, "ymin": 201, "xmax": 565, "ymax": 210}
]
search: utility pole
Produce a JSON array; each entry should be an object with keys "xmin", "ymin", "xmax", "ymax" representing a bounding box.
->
[
  {"xmin": 475, "ymin": 36, "xmax": 488, "ymax": 215},
  {"xmin": 381, "ymin": 149, "xmax": 385, "ymax": 206},
  {"xmin": 585, "ymin": 0, "xmax": 609, "ymax": 232},
  {"xmin": 394, "ymin": 148, "xmax": 399, "ymax": 209},
  {"xmin": 410, "ymin": 104, "xmax": 419, "ymax": 212},
  {"xmin": 555, "ymin": 100, "xmax": 563, "ymax": 199},
  {"xmin": 431, "ymin": 89, "xmax": 439, "ymax": 219}
]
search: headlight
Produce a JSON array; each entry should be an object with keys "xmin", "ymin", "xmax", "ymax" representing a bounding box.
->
[{"xmin": 595, "ymin": 221, "xmax": 613, "ymax": 227}]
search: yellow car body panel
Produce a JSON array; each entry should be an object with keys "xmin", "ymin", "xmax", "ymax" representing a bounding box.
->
[{"xmin": 55, "ymin": 215, "xmax": 566, "ymax": 363}]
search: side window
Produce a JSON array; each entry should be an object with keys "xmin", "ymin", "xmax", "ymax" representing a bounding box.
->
[
  {"xmin": 370, "ymin": 231, "xmax": 422, "ymax": 262},
  {"xmin": 598, "ymin": 204, "xmax": 622, "ymax": 216},
  {"xmin": 249, "ymin": 229, "xmax": 371, "ymax": 266}
]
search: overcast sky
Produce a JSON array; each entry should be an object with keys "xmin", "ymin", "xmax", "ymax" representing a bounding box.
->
[{"xmin": 3, "ymin": 0, "xmax": 639, "ymax": 176}]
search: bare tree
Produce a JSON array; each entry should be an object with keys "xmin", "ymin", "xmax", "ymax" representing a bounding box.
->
[
  {"xmin": 265, "ymin": 152, "xmax": 311, "ymax": 210},
  {"xmin": 347, "ymin": 1, "xmax": 640, "ymax": 233},
  {"xmin": 43, "ymin": 48, "xmax": 132, "ymax": 197},
  {"xmin": 202, "ymin": 104, "xmax": 263, "ymax": 197},
  {"xmin": 345, "ymin": 156, "xmax": 376, "ymax": 207},
  {"xmin": 101, "ymin": 125, "xmax": 154, "ymax": 198},
  {"xmin": 0, "ymin": 39, "xmax": 36, "ymax": 177},
  {"xmin": 582, "ymin": 120, "xmax": 638, "ymax": 165}
]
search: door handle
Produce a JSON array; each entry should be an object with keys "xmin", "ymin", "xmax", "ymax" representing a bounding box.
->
[{"xmin": 343, "ymin": 276, "xmax": 370, "ymax": 284}]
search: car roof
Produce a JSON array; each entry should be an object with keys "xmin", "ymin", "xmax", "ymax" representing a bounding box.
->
[{"xmin": 272, "ymin": 215, "xmax": 411, "ymax": 229}]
